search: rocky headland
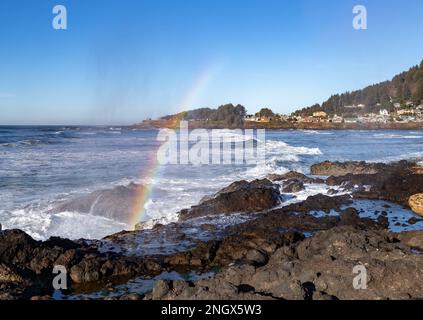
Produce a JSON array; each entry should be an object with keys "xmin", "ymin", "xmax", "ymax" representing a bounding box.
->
[{"xmin": 1, "ymin": 160, "xmax": 423, "ymax": 300}]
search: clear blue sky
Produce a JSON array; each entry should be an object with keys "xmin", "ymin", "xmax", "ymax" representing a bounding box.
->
[{"xmin": 1, "ymin": 0, "xmax": 423, "ymax": 125}]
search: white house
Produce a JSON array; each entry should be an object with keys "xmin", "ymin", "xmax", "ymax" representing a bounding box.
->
[
  {"xmin": 397, "ymin": 109, "xmax": 415, "ymax": 116},
  {"xmin": 331, "ymin": 115, "xmax": 344, "ymax": 123}
]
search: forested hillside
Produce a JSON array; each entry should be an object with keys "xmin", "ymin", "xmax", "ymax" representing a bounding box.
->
[{"xmin": 295, "ymin": 60, "xmax": 423, "ymax": 116}]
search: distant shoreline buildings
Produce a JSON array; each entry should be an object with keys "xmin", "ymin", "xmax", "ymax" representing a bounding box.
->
[{"xmin": 244, "ymin": 101, "xmax": 423, "ymax": 125}]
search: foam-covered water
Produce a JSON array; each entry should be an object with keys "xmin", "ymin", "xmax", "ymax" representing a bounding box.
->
[{"xmin": 1, "ymin": 126, "xmax": 422, "ymax": 240}]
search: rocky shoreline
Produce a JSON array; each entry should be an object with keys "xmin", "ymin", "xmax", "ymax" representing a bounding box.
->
[{"xmin": 1, "ymin": 160, "xmax": 423, "ymax": 300}]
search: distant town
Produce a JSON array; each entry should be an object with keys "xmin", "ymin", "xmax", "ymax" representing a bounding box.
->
[
  {"xmin": 136, "ymin": 100, "xmax": 423, "ymax": 130},
  {"xmin": 136, "ymin": 59, "xmax": 423, "ymax": 129},
  {"xmin": 246, "ymin": 101, "xmax": 423, "ymax": 125}
]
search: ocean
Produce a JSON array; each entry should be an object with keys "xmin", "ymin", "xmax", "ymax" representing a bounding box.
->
[{"xmin": 1, "ymin": 126, "xmax": 422, "ymax": 240}]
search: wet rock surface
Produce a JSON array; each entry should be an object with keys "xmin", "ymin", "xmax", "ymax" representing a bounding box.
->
[
  {"xmin": 178, "ymin": 179, "xmax": 281, "ymax": 221},
  {"xmin": 310, "ymin": 160, "xmax": 414, "ymax": 176},
  {"xmin": 2, "ymin": 160, "xmax": 423, "ymax": 300},
  {"xmin": 151, "ymin": 226, "xmax": 423, "ymax": 300},
  {"xmin": 323, "ymin": 161, "xmax": 423, "ymax": 208},
  {"xmin": 0, "ymin": 229, "xmax": 162, "ymax": 299},
  {"xmin": 282, "ymin": 179, "xmax": 305, "ymax": 193},
  {"xmin": 267, "ymin": 171, "xmax": 323, "ymax": 184}
]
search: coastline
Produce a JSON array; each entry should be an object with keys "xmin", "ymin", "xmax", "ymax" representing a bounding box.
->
[
  {"xmin": 1, "ymin": 158, "xmax": 423, "ymax": 300},
  {"xmin": 133, "ymin": 120, "xmax": 423, "ymax": 130}
]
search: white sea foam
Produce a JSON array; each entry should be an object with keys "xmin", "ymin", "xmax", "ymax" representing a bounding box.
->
[
  {"xmin": 137, "ymin": 138, "xmax": 322, "ymax": 226},
  {"xmin": 373, "ymin": 133, "xmax": 423, "ymax": 139},
  {"xmin": 299, "ymin": 130, "xmax": 333, "ymax": 135},
  {"xmin": 265, "ymin": 140, "xmax": 322, "ymax": 156},
  {"xmin": 0, "ymin": 208, "xmax": 129, "ymax": 240},
  {"xmin": 285, "ymin": 184, "xmax": 337, "ymax": 203},
  {"xmin": 4, "ymin": 127, "xmax": 423, "ymax": 241},
  {"xmin": 242, "ymin": 139, "xmax": 321, "ymax": 179}
]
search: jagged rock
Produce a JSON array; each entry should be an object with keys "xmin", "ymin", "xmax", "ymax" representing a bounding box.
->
[
  {"xmin": 327, "ymin": 188, "xmax": 338, "ymax": 195},
  {"xmin": 408, "ymin": 217, "xmax": 422, "ymax": 225},
  {"xmin": 0, "ymin": 264, "xmax": 26, "ymax": 284},
  {"xmin": 152, "ymin": 280, "xmax": 171, "ymax": 300},
  {"xmin": 165, "ymin": 229, "xmax": 304, "ymax": 270},
  {"xmin": 134, "ymin": 219, "xmax": 163, "ymax": 231},
  {"xmin": 0, "ymin": 229, "xmax": 163, "ymax": 299},
  {"xmin": 119, "ymin": 293, "xmax": 144, "ymax": 300},
  {"xmin": 310, "ymin": 160, "xmax": 414, "ymax": 176},
  {"xmin": 398, "ymin": 230, "xmax": 423, "ymax": 251},
  {"xmin": 324, "ymin": 161, "xmax": 423, "ymax": 207},
  {"xmin": 165, "ymin": 241, "xmax": 221, "ymax": 268},
  {"xmin": 289, "ymin": 194, "xmax": 352, "ymax": 213},
  {"xmin": 282, "ymin": 179, "xmax": 305, "ymax": 193},
  {"xmin": 178, "ymin": 179, "xmax": 281, "ymax": 220},
  {"xmin": 267, "ymin": 171, "xmax": 324, "ymax": 184},
  {"xmin": 159, "ymin": 227, "xmax": 423, "ymax": 300},
  {"xmin": 339, "ymin": 208, "xmax": 360, "ymax": 225},
  {"xmin": 3, "ymin": 160, "xmax": 423, "ymax": 300}
]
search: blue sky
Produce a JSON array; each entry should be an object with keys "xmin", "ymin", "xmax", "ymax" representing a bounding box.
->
[{"xmin": 1, "ymin": 0, "xmax": 423, "ymax": 125}]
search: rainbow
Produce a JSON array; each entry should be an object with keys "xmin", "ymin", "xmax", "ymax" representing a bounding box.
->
[{"xmin": 128, "ymin": 62, "xmax": 222, "ymax": 227}]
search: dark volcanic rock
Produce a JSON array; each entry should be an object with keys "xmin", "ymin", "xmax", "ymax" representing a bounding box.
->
[
  {"xmin": 157, "ymin": 226, "xmax": 423, "ymax": 300},
  {"xmin": 310, "ymin": 160, "xmax": 414, "ymax": 176},
  {"xmin": 324, "ymin": 161, "xmax": 423, "ymax": 207},
  {"xmin": 178, "ymin": 179, "xmax": 281, "ymax": 221},
  {"xmin": 0, "ymin": 263, "xmax": 26, "ymax": 284},
  {"xmin": 0, "ymin": 229, "xmax": 163, "ymax": 300},
  {"xmin": 165, "ymin": 230, "xmax": 304, "ymax": 270},
  {"xmin": 339, "ymin": 207, "xmax": 360, "ymax": 225},
  {"xmin": 4, "ymin": 160, "xmax": 423, "ymax": 301},
  {"xmin": 327, "ymin": 188, "xmax": 338, "ymax": 195},
  {"xmin": 219, "ymin": 194, "xmax": 353, "ymax": 239},
  {"xmin": 289, "ymin": 194, "xmax": 353, "ymax": 213},
  {"xmin": 50, "ymin": 183, "xmax": 143, "ymax": 223},
  {"xmin": 398, "ymin": 231, "xmax": 423, "ymax": 251},
  {"xmin": 408, "ymin": 217, "xmax": 422, "ymax": 225},
  {"xmin": 282, "ymin": 179, "xmax": 305, "ymax": 193},
  {"xmin": 268, "ymin": 171, "xmax": 324, "ymax": 184}
]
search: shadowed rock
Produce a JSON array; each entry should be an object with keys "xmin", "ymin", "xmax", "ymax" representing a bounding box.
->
[
  {"xmin": 154, "ymin": 226, "xmax": 423, "ymax": 300},
  {"xmin": 323, "ymin": 161, "xmax": 423, "ymax": 207},
  {"xmin": 267, "ymin": 171, "xmax": 324, "ymax": 184},
  {"xmin": 310, "ymin": 160, "xmax": 415, "ymax": 176},
  {"xmin": 282, "ymin": 179, "xmax": 305, "ymax": 193},
  {"xmin": 178, "ymin": 179, "xmax": 281, "ymax": 221},
  {"xmin": 0, "ymin": 229, "xmax": 163, "ymax": 299},
  {"xmin": 398, "ymin": 230, "xmax": 423, "ymax": 251}
]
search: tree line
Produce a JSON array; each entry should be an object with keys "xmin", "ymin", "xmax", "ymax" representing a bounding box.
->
[
  {"xmin": 161, "ymin": 103, "xmax": 247, "ymax": 128},
  {"xmin": 295, "ymin": 60, "xmax": 423, "ymax": 116}
]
